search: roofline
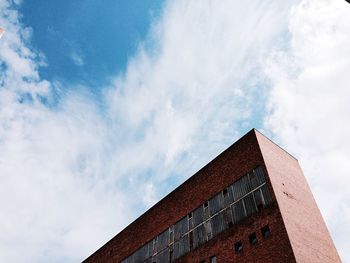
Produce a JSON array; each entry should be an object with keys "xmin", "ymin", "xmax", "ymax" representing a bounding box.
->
[{"xmin": 84, "ymin": 128, "xmax": 297, "ymax": 261}]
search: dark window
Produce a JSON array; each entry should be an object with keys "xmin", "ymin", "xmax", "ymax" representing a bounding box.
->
[
  {"xmin": 189, "ymin": 231, "xmax": 194, "ymax": 250},
  {"xmin": 192, "ymin": 206, "xmax": 204, "ymax": 227},
  {"xmin": 153, "ymin": 239, "xmax": 157, "ymax": 254},
  {"xmin": 224, "ymin": 207, "xmax": 233, "ymax": 228},
  {"xmin": 199, "ymin": 260, "xmax": 206, "ymax": 263},
  {"xmin": 232, "ymin": 200, "xmax": 245, "ymax": 223},
  {"xmin": 232, "ymin": 175, "xmax": 251, "ymax": 200},
  {"xmin": 261, "ymin": 185, "xmax": 272, "ymax": 205},
  {"xmin": 249, "ymin": 171, "xmax": 259, "ymax": 189},
  {"xmin": 261, "ymin": 225, "xmax": 271, "ymax": 238},
  {"xmin": 223, "ymin": 186, "xmax": 234, "ymax": 206},
  {"xmin": 249, "ymin": 232, "xmax": 258, "ymax": 245},
  {"xmin": 173, "ymin": 235, "xmax": 189, "ymax": 260},
  {"xmin": 188, "ymin": 212, "xmax": 193, "ymax": 229},
  {"xmin": 243, "ymin": 193, "xmax": 257, "ymax": 216},
  {"xmin": 254, "ymin": 166, "xmax": 266, "ymax": 185},
  {"xmin": 193, "ymin": 224, "xmax": 206, "ymax": 249},
  {"xmin": 234, "ymin": 241, "xmax": 243, "ymax": 253},
  {"xmin": 174, "ymin": 217, "xmax": 188, "ymax": 241},
  {"xmin": 210, "ymin": 256, "xmax": 217, "ymax": 263},
  {"xmin": 211, "ymin": 212, "xmax": 225, "ymax": 237},
  {"xmin": 169, "ymin": 250, "xmax": 173, "ymax": 263},
  {"xmin": 157, "ymin": 248, "xmax": 170, "ymax": 263},
  {"xmin": 254, "ymin": 189, "xmax": 264, "ymax": 210},
  {"xmin": 157, "ymin": 230, "xmax": 169, "ymax": 252},
  {"xmin": 204, "ymin": 202, "xmax": 210, "ymax": 219},
  {"xmin": 169, "ymin": 226, "xmax": 174, "ymax": 243},
  {"xmin": 209, "ymin": 193, "xmax": 224, "ymax": 216},
  {"xmin": 204, "ymin": 220, "xmax": 212, "ymax": 240}
]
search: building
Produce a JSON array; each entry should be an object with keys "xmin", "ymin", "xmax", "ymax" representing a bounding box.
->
[{"xmin": 84, "ymin": 129, "xmax": 341, "ymax": 263}]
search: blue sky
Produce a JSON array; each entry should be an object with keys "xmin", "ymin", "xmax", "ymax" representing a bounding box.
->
[
  {"xmin": 20, "ymin": 0, "xmax": 164, "ymax": 89},
  {"xmin": 0, "ymin": 0, "xmax": 349, "ymax": 262}
]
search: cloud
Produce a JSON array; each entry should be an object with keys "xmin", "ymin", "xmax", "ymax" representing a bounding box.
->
[
  {"xmin": 71, "ymin": 51, "xmax": 84, "ymax": 66},
  {"xmin": 263, "ymin": 0, "xmax": 350, "ymax": 261},
  {"xmin": 0, "ymin": 1, "xmax": 133, "ymax": 262},
  {"xmin": 105, "ymin": 0, "xmax": 295, "ymax": 185},
  {"xmin": 2, "ymin": 0, "xmax": 348, "ymax": 262}
]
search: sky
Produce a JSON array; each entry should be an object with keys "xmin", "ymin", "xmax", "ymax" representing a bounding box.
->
[{"xmin": 0, "ymin": 0, "xmax": 349, "ymax": 262}]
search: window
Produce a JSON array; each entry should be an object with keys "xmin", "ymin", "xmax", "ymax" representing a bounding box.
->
[
  {"xmin": 192, "ymin": 206, "xmax": 204, "ymax": 227},
  {"xmin": 204, "ymin": 220, "xmax": 212, "ymax": 240},
  {"xmin": 121, "ymin": 166, "xmax": 270, "ymax": 263},
  {"xmin": 169, "ymin": 249, "xmax": 173, "ymax": 263},
  {"xmin": 189, "ymin": 231, "xmax": 194, "ymax": 250},
  {"xmin": 253, "ymin": 189, "xmax": 264, "ymax": 210},
  {"xmin": 152, "ymin": 239, "xmax": 157, "ymax": 254},
  {"xmin": 169, "ymin": 225, "xmax": 174, "ymax": 243},
  {"xmin": 248, "ymin": 232, "xmax": 258, "ymax": 245},
  {"xmin": 232, "ymin": 200, "xmax": 245, "ymax": 222},
  {"xmin": 243, "ymin": 194, "xmax": 257, "ymax": 216},
  {"xmin": 211, "ymin": 212, "xmax": 225, "ymax": 237},
  {"xmin": 234, "ymin": 241, "xmax": 243, "ymax": 253},
  {"xmin": 261, "ymin": 225, "xmax": 271, "ymax": 238},
  {"xmin": 188, "ymin": 212, "xmax": 193, "ymax": 229},
  {"xmin": 204, "ymin": 201, "xmax": 210, "ymax": 219}
]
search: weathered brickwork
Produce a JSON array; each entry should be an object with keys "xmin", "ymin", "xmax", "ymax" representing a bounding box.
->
[{"xmin": 84, "ymin": 129, "xmax": 340, "ymax": 263}]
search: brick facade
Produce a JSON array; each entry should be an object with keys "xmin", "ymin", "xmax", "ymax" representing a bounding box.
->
[{"xmin": 84, "ymin": 129, "xmax": 340, "ymax": 263}]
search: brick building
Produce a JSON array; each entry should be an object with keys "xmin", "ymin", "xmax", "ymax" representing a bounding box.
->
[{"xmin": 84, "ymin": 129, "xmax": 341, "ymax": 263}]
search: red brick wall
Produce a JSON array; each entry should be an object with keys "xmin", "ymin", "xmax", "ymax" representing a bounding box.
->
[
  {"xmin": 84, "ymin": 129, "xmax": 337, "ymax": 263},
  {"xmin": 175, "ymin": 203, "xmax": 295, "ymax": 263},
  {"xmin": 256, "ymin": 131, "xmax": 341, "ymax": 263}
]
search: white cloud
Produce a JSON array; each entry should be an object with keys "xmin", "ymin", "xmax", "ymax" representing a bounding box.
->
[
  {"xmin": 3, "ymin": 0, "xmax": 348, "ymax": 262},
  {"xmin": 71, "ymin": 51, "xmax": 84, "ymax": 66},
  {"xmin": 1, "ymin": 0, "xmax": 296, "ymax": 261},
  {"xmin": 105, "ymin": 0, "xmax": 296, "ymax": 186},
  {"xmin": 0, "ymin": 1, "xmax": 133, "ymax": 262},
  {"xmin": 264, "ymin": 0, "xmax": 350, "ymax": 261}
]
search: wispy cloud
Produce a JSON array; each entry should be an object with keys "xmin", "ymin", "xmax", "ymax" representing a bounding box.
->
[{"xmin": 71, "ymin": 51, "xmax": 84, "ymax": 66}]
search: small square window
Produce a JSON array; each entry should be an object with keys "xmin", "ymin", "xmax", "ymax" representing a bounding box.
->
[
  {"xmin": 234, "ymin": 241, "xmax": 243, "ymax": 253},
  {"xmin": 199, "ymin": 260, "xmax": 206, "ymax": 263},
  {"xmin": 261, "ymin": 225, "xmax": 271, "ymax": 238},
  {"xmin": 204, "ymin": 201, "xmax": 209, "ymax": 208},
  {"xmin": 223, "ymin": 188, "xmax": 228, "ymax": 195},
  {"xmin": 210, "ymin": 256, "xmax": 217, "ymax": 263},
  {"xmin": 249, "ymin": 232, "xmax": 258, "ymax": 245}
]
